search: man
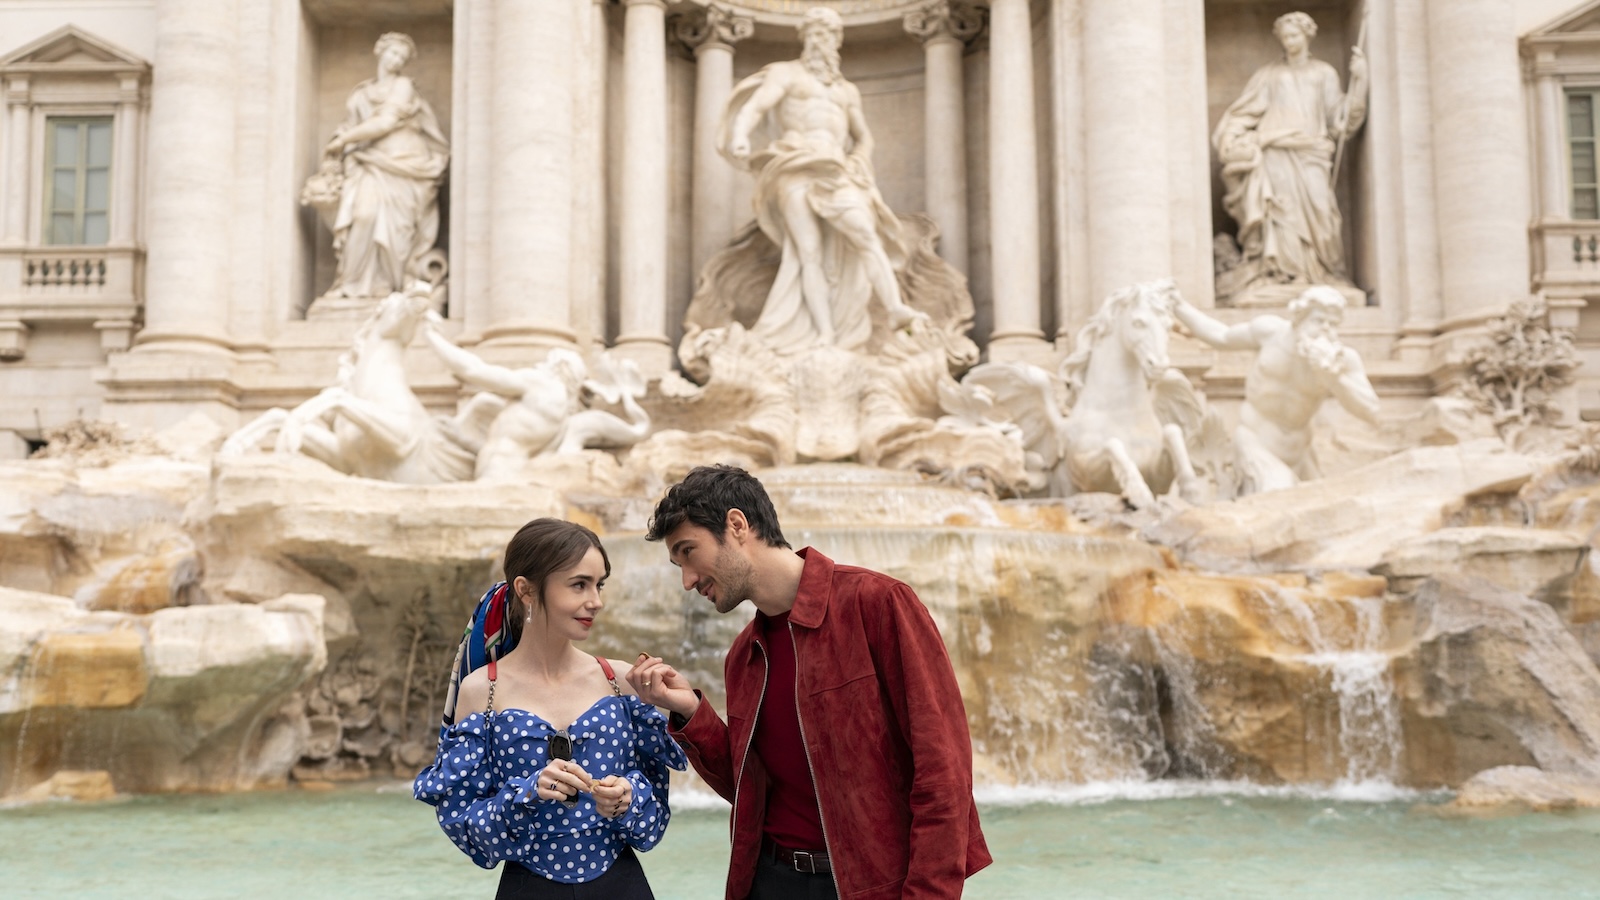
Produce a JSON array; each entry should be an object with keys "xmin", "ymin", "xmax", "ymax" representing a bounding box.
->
[
  {"xmin": 720, "ymin": 7, "xmax": 923, "ymax": 352},
  {"xmin": 1172, "ymin": 285, "xmax": 1381, "ymax": 494},
  {"xmin": 629, "ymin": 465, "xmax": 990, "ymax": 899},
  {"xmin": 1212, "ymin": 11, "xmax": 1367, "ymax": 303}
]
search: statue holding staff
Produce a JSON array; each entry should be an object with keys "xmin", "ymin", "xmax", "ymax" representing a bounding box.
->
[{"xmin": 1213, "ymin": 12, "xmax": 1367, "ymax": 305}]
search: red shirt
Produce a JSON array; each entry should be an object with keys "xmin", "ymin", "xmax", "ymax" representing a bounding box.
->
[{"xmin": 752, "ymin": 611, "xmax": 827, "ymax": 850}]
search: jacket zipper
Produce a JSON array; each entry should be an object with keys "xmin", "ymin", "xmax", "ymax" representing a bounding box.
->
[
  {"xmin": 790, "ymin": 622, "xmax": 839, "ymax": 883},
  {"xmin": 730, "ymin": 636, "xmax": 769, "ymax": 844}
]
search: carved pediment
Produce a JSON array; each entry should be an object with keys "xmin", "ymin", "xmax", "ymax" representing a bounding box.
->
[
  {"xmin": 0, "ymin": 25, "xmax": 149, "ymax": 73},
  {"xmin": 1529, "ymin": 1, "xmax": 1600, "ymax": 38}
]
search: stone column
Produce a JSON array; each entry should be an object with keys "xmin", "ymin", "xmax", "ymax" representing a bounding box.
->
[
  {"xmin": 678, "ymin": 4, "xmax": 753, "ymax": 282},
  {"xmin": 1534, "ymin": 59, "xmax": 1566, "ymax": 222},
  {"xmin": 483, "ymin": 0, "xmax": 577, "ymax": 350},
  {"xmin": 986, "ymin": 0, "xmax": 1048, "ymax": 364},
  {"xmin": 904, "ymin": 0, "xmax": 981, "ymax": 275},
  {"xmin": 132, "ymin": 0, "xmax": 239, "ymax": 353},
  {"xmin": 111, "ymin": 74, "xmax": 142, "ymax": 246},
  {"xmin": 1426, "ymin": 0, "xmax": 1528, "ymax": 332},
  {"xmin": 616, "ymin": 0, "xmax": 673, "ymax": 378},
  {"xmin": 2, "ymin": 76, "xmax": 29, "ymax": 246},
  {"xmin": 1082, "ymin": 0, "xmax": 1170, "ymax": 305}
]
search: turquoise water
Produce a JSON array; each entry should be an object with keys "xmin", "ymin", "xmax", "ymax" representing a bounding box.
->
[{"xmin": 3, "ymin": 784, "xmax": 1599, "ymax": 898}]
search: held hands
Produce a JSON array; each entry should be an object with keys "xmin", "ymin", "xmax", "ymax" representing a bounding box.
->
[
  {"xmin": 628, "ymin": 654, "xmax": 699, "ymax": 719},
  {"xmin": 1349, "ymin": 46, "xmax": 1368, "ymax": 81},
  {"xmin": 591, "ymin": 775, "xmax": 632, "ymax": 820}
]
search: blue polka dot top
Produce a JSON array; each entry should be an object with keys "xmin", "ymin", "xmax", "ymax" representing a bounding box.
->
[{"xmin": 413, "ymin": 693, "xmax": 688, "ymax": 882}]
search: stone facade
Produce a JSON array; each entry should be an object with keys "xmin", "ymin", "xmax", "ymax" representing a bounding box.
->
[{"xmin": 0, "ymin": 0, "xmax": 1598, "ymax": 452}]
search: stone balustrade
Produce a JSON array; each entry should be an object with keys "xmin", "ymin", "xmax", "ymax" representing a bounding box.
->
[
  {"xmin": 1534, "ymin": 220, "xmax": 1600, "ymax": 301},
  {"xmin": 0, "ymin": 245, "xmax": 143, "ymax": 357}
]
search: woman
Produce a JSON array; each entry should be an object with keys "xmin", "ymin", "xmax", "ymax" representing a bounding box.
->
[
  {"xmin": 414, "ymin": 519, "xmax": 687, "ymax": 898},
  {"xmin": 310, "ymin": 31, "xmax": 448, "ymax": 303}
]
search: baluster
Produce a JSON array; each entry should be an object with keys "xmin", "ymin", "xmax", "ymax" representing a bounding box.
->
[
  {"xmin": 1575, "ymin": 236, "xmax": 1584, "ymax": 265},
  {"xmin": 1589, "ymin": 235, "xmax": 1599, "ymax": 264}
]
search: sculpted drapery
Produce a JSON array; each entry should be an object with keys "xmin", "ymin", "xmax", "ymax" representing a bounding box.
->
[
  {"xmin": 1213, "ymin": 13, "xmax": 1366, "ymax": 301},
  {"xmin": 314, "ymin": 33, "xmax": 449, "ymax": 304},
  {"xmin": 718, "ymin": 70, "xmax": 907, "ymax": 353}
]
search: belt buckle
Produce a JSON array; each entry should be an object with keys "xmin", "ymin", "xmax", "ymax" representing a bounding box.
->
[{"xmin": 791, "ymin": 850, "xmax": 817, "ymax": 875}]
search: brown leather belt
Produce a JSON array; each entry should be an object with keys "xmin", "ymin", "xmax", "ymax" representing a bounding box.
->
[{"xmin": 762, "ymin": 837, "xmax": 832, "ymax": 875}]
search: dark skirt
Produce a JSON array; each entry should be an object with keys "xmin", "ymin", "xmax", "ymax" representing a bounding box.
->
[{"xmin": 495, "ymin": 847, "xmax": 654, "ymax": 900}]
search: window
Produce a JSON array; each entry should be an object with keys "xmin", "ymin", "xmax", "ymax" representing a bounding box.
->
[{"xmin": 44, "ymin": 116, "xmax": 112, "ymax": 245}]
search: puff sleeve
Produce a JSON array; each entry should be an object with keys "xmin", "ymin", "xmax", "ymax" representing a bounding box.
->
[{"xmin": 609, "ymin": 697, "xmax": 689, "ymax": 851}]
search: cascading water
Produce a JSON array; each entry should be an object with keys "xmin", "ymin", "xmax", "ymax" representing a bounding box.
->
[{"xmin": 1259, "ymin": 588, "xmax": 1403, "ymax": 787}]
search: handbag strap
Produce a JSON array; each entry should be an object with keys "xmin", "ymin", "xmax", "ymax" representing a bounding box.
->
[{"xmin": 596, "ymin": 656, "xmax": 623, "ymax": 697}]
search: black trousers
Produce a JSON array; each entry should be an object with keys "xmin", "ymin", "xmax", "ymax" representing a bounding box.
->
[
  {"xmin": 747, "ymin": 853, "xmax": 839, "ymax": 900},
  {"xmin": 495, "ymin": 847, "xmax": 654, "ymax": 900}
]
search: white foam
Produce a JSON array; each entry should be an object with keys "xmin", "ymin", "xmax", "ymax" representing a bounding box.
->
[{"xmin": 973, "ymin": 778, "xmax": 1436, "ymax": 807}]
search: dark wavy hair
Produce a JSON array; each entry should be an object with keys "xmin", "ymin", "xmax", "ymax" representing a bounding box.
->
[
  {"xmin": 502, "ymin": 518, "xmax": 610, "ymax": 640},
  {"xmin": 645, "ymin": 465, "xmax": 790, "ymax": 549}
]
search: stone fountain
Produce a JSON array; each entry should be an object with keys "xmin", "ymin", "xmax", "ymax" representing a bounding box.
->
[{"xmin": 5, "ymin": 14, "xmax": 1600, "ymax": 817}]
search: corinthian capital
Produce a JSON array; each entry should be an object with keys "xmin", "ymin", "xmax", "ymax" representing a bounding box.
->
[
  {"xmin": 675, "ymin": 4, "xmax": 755, "ymax": 53},
  {"xmin": 903, "ymin": 0, "xmax": 985, "ymax": 45}
]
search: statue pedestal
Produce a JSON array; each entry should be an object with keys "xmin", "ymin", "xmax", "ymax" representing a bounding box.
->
[
  {"xmin": 304, "ymin": 293, "xmax": 380, "ymax": 322},
  {"xmin": 1222, "ymin": 281, "xmax": 1367, "ymax": 310}
]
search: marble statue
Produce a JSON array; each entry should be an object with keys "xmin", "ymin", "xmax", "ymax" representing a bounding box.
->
[
  {"xmin": 219, "ymin": 284, "xmax": 476, "ymax": 484},
  {"xmin": 719, "ymin": 6, "xmax": 925, "ymax": 352},
  {"xmin": 1213, "ymin": 12, "xmax": 1367, "ymax": 306},
  {"xmin": 1172, "ymin": 285, "xmax": 1380, "ymax": 494},
  {"xmin": 965, "ymin": 280, "xmax": 1211, "ymax": 509},
  {"xmin": 419, "ymin": 317, "xmax": 651, "ymax": 481},
  {"xmin": 301, "ymin": 32, "xmax": 449, "ymax": 315}
]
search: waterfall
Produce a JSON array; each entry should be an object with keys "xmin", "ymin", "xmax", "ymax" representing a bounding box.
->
[{"xmin": 1265, "ymin": 589, "xmax": 1403, "ymax": 787}]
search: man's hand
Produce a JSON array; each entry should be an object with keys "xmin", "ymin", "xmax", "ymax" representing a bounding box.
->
[
  {"xmin": 728, "ymin": 136, "xmax": 752, "ymax": 161},
  {"xmin": 1349, "ymin": 45, "xmax": 1368, "ymax": 82},
  {"xmin": 628, "ymin": 654, "xmax": 699, "ymax": 719}
]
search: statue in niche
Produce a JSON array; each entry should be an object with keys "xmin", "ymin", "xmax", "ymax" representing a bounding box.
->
[
  {"xmin": 1171, "ymin": 285, "xmax": 1380, "ymax": 495},
  {"xmin": 656, "ymin": 8, "xmax": 1024, "ymax": 489},
  {"xmin": 419, "ymin": 316, "xmax": 652, "ymax": 481},
  {"xmin": 1213, "ymin": 12, "xmax": 1367, "ymax": 306},
  {"xmin": 719, "ymin": 6, "xmax": 925, "ymax": 352},
  {"xmin": 301, "ymin": 32, "xmax": 449, "ymax": 317}
]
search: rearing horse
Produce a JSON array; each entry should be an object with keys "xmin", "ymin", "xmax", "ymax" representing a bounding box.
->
[
  {"xmin": 1059, "ymin": 279, "xmax": 1205, "ymax": 509},
  {"xmin": 220, "ymin": 285, "xmax": 474, "ymax": 483}
]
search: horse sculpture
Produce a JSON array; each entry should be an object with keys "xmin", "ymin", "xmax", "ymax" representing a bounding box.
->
[
  {"xmin": 963, "ymin": 279, "xmax": 1210, "ymax": 508},
  {"xmin": 1059, "ymin": 279, "xmax": 1207, "ymax": 507},
  {"xmin": 220, "ymin": 284, "xmax": 475, "ymax": 483}
]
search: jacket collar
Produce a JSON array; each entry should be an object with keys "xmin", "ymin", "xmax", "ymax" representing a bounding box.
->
[
  {"xmin": 741, "ymin": 547, "xmax": 833, "ymax": 660},
  {"xmin": 788, "ymin": 546, "xmax": 832, "ymax": 630}
]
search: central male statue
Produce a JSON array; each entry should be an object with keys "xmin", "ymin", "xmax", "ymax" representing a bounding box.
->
[
  {"xmin": 720, "ymin": 7, "xmax": 923, "ymax": 353},
  {"xmin": 1172, "ymin": 286, "xmax": 1380, "ymax": 495}
]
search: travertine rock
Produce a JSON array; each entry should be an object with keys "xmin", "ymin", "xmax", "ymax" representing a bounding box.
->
[
  {"xmin": 1444, "ymin": 765, "xmax": 1600, "ymax": 812},
  {"xmin": 1394, "ymin": 576, "xmax": 1600, "ymax": 787},
  {"xmin": 1375, "ymin": 527, "xmax": 1585, "ymax": 597},
  {"xmin": 19, "ymin": 769, "xmax": 117, "ymax": 804},
  {"xmin": 1148, "ymin": 442, "xmax": 1540, "ymax": 571},
  {"xmin": 0, "ymin": 586, "xmax": 328, "ymax": 799}
]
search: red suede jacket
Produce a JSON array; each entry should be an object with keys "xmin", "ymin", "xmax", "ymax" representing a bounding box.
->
[{"xmin": 672, "ymin": 548, "xmax": 991, "ymax": 900}]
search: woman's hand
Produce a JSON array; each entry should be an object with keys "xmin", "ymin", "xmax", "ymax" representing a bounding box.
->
[
  {"xmin": 591, "ymin": 775, "xmax": 632, "ymax": 819},
  {"xmin": 535, "ymin": 758, "xmax": 592, "ymax": 803},
  {"xmin": 628, "ymin": 655, "xmax": 699, "ymax": 719}
]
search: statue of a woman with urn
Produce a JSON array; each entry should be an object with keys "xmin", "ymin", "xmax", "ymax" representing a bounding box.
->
[{"xmin": 303, "ymin": 32, "xmax": 449, "ymax": 316}]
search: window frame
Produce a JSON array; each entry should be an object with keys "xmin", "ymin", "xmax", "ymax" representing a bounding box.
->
[{"xmin": 41, "ymin": 114, "xmax": 115, "ymax": 247}]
